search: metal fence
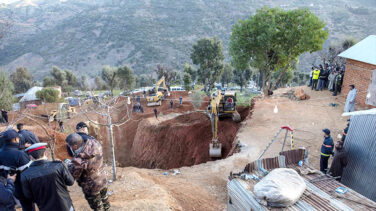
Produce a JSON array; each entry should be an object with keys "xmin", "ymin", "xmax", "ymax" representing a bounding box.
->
[{"xmin": 342, "ymin": 114, "xmax": 376, "ymax": 201}]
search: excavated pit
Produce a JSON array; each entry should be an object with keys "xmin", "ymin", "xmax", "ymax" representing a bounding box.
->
[
  {"xmin": 33, "ymin": 91, "xmax": 254, "ymax": 170},
  {"xmin": 111, "ymin": 105, "xmax": 251, "ymax": 169}
]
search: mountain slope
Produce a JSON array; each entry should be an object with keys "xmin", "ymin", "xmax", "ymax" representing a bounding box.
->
[{"xmin": 0, "ymin": 0, "xmax": 375, "ymax": 79}]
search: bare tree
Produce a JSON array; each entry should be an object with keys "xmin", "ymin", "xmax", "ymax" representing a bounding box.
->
[
  {"xmin": 83, "ymin": 95, "xmax": 133, "ymax": 181},
  {"xmin": 8, "ymin": 109, "xmax": 59, "ymax": 160}
]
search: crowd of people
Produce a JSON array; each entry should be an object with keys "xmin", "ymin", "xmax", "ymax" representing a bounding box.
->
[
  {"xmin": 309, "ymin": 63, "xmax": 358, "ymax": 113},
  {"xmin": 0, "ymin": 122, "xmax": 110, "ymax": 211},
  {"xmin": 309, "ymin": 63, "xmax": 345, "ymax": 96}
]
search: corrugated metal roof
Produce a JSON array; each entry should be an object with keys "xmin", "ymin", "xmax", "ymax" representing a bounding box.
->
[
  {"xmin": 341, "ymin": 114, "xmax": 376, "ymax": 202},
  {"xmin": 228, "ymin": 149, "xmax": 376, "ymax": 210},
  {"xmin": 338, "ymin": 35, "xmax": 376, "ymax": 65},
  {"xmin": 19, "ymin": 86, "xmax": 43, "ymax": 102}
]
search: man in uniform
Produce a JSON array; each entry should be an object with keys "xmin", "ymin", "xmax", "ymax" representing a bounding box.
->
[
  {"xmin": 65, "ymin": 133, "xmax": 110, "ymax": 211},
  {"xmin": 17, "ymin": 123, "xmax": 40, "ymax": 150},
  {"xmin": 0, "ymin": 172, "xmax": 16, "ymax": 210},
  {"xmin": 0, "ymin": 130, "xmax": 34, "ymax": 211},
  {"xmin": 320, "ymin": 129, "xmax": 334, "ymax": 173},
  {"xmin": 21, "ymin": 143, "xmax": 75, "ymax": 211}
]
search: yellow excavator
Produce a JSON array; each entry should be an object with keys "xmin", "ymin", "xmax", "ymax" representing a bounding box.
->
[
  {"xmin": 207, "ymin": 90, "xmax": 241, "ymax": 157},
  {"xmin": 146, "ymin": 76, "xmax": 170, "ymax": 106},
  {"xmin": 47, "ymin": 103, "xmax": 76, "ymax": 122}
]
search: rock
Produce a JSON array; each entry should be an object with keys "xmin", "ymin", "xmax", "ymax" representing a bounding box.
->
[{"xmin": 294, "ymin": 88, "xmax": 310, "ymax": 100}]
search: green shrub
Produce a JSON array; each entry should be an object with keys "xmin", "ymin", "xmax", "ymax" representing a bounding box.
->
[{"xmin": 36, "ymin": 88, "xmax": 60, "ymax": 103}]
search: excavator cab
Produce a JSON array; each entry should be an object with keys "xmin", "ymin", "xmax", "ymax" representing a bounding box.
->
[
  {"xmin": 207, "ymin": 90, "xmax": 241, "ymax": 158},
  {"xmin": 146, "ymin": 76, "xmax": 170, "ymax": 106}
]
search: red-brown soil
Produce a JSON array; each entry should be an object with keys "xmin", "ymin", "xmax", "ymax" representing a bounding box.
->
[
  {"xmin": 5, "ymin": 91, "xmax": 252, "ymax": 170},
  {"xmin": 112, "ymin": 106, "xmax": 250, "ymax": 169}
]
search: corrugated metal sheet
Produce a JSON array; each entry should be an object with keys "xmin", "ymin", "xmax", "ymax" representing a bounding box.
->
[
  {"xmin": 342, "ymin": 114, "xmax": 376, "ymax": 202},
  {"xmin": 228, "ymin": 149, "xmax": 376, "ymax": 210}
]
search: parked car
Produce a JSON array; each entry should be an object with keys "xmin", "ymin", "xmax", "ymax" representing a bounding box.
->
[{"xmin": 170, "ymin": 86, "xmax": 185, "ymax": 91}]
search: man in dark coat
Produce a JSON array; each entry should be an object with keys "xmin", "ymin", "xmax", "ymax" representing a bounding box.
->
[
  {"xmin": 21, "ymin": 143, "xmax": 75, "ymax": 211},
  {"xmin": 1, "ymin": 109, "xmax": 8, "ymax": 125},
  {"xmin": 320, "ymin": 128, "xmax": 334, "ymax": 173},
  {"xmin": 17, "ymin": 124, "xmax": 40, "ymax": 150},
  {"xmin": 329, "ymin": 141, "xmax": 348, "ymax": 181},
  {"xmin": 65, "ymin": 133, "xmax": 110, "ymax": 211},
  {"xmin": 0, "ymin": 130, "xmax": 34, "ymax": 211},
  {"xmin": 154, "ymin": 108, "xmax": 158, "ymax": 119},
  {"xmin": 0, "ymin": 173, "xmax": 16, "ymax": 211},
  {"xmin": 75, "ymin": 122, "xmax": 94, "ymax": 143}
]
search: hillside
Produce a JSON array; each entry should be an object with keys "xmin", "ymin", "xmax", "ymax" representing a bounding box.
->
[{"xmin": 0, "ymin": 0, "xmax": 375, "ymax": 79}]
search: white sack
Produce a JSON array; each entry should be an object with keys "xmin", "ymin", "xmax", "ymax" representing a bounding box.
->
[{"xmin": 253, "ymin": 168, "xmax": 306, "ymax": 207}]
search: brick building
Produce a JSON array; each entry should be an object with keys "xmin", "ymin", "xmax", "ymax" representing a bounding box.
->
[{"xmin": 339, "ymin": 35, "xmax": 376, "ymax": 108}]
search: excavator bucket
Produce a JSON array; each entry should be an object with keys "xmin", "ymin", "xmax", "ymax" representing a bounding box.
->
[
  {"xmin": 209, "ymin": 139, "xmax": 222, "ymax": 158},
  {"xmin": 232, "ymin": 110, "xmax": 241, "ymax": 122}
]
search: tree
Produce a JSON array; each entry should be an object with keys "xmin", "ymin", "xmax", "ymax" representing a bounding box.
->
[
  {"xmin": 101, "ymin": 66, "xmax": 119, "ymax": 95},
  {"xmin": 117, "ymin": 65, "xmax": 135, "ymax": 91},
  {"xmin": 36, "ymin": 88, "xmax": 59, "ymax": 103},
  {"xmin": 190, "ymin": 91, "xmax": 203, "ymax": 110},
  {"xmin": 80, "ymin": 75, "xmax": 88, "ymax": 90},
  {"xmin": 220, "ymin": 63, "xmax": 233, "ymax": 87},
  {"xmin": 183, "ymin": 73, "xmax": 192, "ymax": 91},
  {"xmin": 137, "ymin": 74, "xmax": 154, "ymax": 87},
  {"xmin": 65, "ymin": 70, "xmax": 77, "ymax": 87},
  {"xmin": 50, "ymin": 66, "xmax": 66, "ymax": 86},
  {"xmin": 191, "ymin": 37, "xmax": 225, "ymax": 94},
  {"xmin": 154, "ymin": 64, "xmax": 176, "ymax": 88},
  {"xmin": 10, "ymin": 67, "xmax": 34, "ymax": 94},
  {"xmin": 322, "ymin": 37, "xmax": 357, "ymax": 66},
  {"xmin": 230, "ymin": 7, "xmax": 328, "ymax": 95},
  {"xmin": 183, "ymin": 63, "xmax": 197, "ymax": 82},
  {"xmin": 233, "ymin": 68, "xmax": 251, "ymax": 92},
  {"xmin": 43, "ymin": 76, "xmax": 55, "ymax": 87},
  {"xmin": 94, "ymin": 76, "xmax": 107, "ymax": 90},
  {"xmin": 42, "ymin": 66, "xmax": 78, "ymax": 92},
  {"xmin": 0, "ymin": 73, "xmax": 14, "ymax": 110}
]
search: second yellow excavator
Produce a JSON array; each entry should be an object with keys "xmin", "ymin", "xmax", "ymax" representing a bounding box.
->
[
  {"xmin": 207, "ymin": 90, "xmax": 241, "ymax": 157},
  {"xmin": 146, "ymin": 76, "xmax": 170, "ymax": 106}
]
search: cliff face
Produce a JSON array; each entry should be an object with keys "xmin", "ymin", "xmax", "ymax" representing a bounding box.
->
[{"xmin": 1, "ymin": 0, "xmax": 375, "ymax": 79}]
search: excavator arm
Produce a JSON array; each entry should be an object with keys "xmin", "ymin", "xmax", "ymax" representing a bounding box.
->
[
  {"xmin": 155, "ymin": 76, "xmax": 170, "ymax": 96},
  {"xmin": 208, "ymin": 91, "xmax": 222, "ymax": 157},
  {"xmin": 146, "ymin": 76, "xmax": 170, "ymax": 106}
]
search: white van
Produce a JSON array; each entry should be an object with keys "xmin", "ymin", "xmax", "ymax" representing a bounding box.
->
[{"xmin": 170, "ymin": 86, "xmax": 185, "ymax": 91}]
